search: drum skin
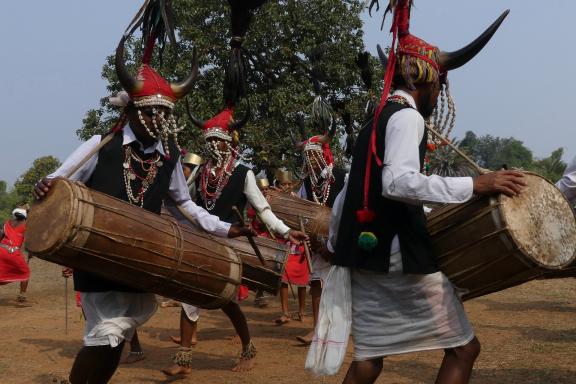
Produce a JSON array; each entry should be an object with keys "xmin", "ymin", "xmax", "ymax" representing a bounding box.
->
[
  {"xmin": 267, "ymin": 190, "xmax": 331, "ymax": 237},
  {"xmin": 427, "ymin": 173, "xmax": 576, "ymax": 301},
  {"xmin": 26, "ymin": 179, "xmax": 241, "ymax": 309}
]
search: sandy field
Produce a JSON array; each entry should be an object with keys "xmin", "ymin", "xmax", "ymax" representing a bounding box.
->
[{"xmin": 1, "ymin": 258, "xmax": 575, "ymax": 384}]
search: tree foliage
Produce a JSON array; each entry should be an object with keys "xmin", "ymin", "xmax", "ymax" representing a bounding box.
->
[
  {"xmin": 0, "ymin": 181, "xmax": 20, "ymax": 222},
  {"xmin": 13, "ymin": 156, "xmax": 61, "ymax": 203},
  {"xmin": 76, "ymin": 0, "xmax": 378, "ymax": 175},
  {"xmin": 459, "ymin": 131, "xmax": 566, "ymax": 182}
]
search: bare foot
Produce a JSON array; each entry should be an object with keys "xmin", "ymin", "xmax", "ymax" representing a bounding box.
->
[
  {"xmin": 255, "ymin": 298, "xmax": 269, "ymax": 308},
  {"xmin": 293, "ymin": 312, "xmax": 304, "ymax": 322},
  {"xmin": 232, "ymin": 356, "xmax": 256, "ymax": 372},
  {"xmin": 296, "ymin": 330, "xmax": 314, "ymax": 345},
  {"xmin": 170, "ymin": 335, "xmax": 197, "ymax": 346},
  {"xmin": 162, "ymin": 364, "xmax": 192, "ymax": 376},
  {"xmin": 274, "ymin": 314, "xmax": 290, "ymax": 326},
  {"xmin": 160, "ymin": 300, "xmax": 181, "ymax": 308},
  {"xmin": 120, "ymin": 351, "xmax": 145, "ymax": 364}
]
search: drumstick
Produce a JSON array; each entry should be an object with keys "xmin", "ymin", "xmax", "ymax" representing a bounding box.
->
[
  {"xmin": 63, "ymin": 134, "xmax": 115, "ymax": 179},
  {"xmin": 425, "ymin": 124, "xmax": 489, "ymax": 175},
  {"xmin": 298, "ymin": 215, "xmax": 314, "ymax": 274},
  {"xmin": 283, "ymin": 267, "xmax": 297, "ymax": 301},
  {"xmin": 64, "ymin": 277, "xmax": 69, "ymax": 335},
  {"xmin": 232, "ymin": 206, "xmax": 267, "ymax": 266}
]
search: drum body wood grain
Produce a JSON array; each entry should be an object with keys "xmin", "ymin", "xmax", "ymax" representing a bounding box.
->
[
  {"xmin": 267, "ymin": 190, "xmax": 331, "ymax": 238},
  {"xmin": 26, "ymin": 179, "xmax": 241, "ymax": 309},
  {"xmin": 223, "ymin": 236, "xmax": 289, "ymax": 295},
  {"xmin": 427, "ymin": 173, "xmax": 576, "ymax": 301}
]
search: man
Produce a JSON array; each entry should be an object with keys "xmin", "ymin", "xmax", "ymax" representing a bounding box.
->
[
  {"xmin": 293, "ymin": 116, "xmax": 346, "ymax": 345},
  {"xmin": 0, "ymin": 207, "xmax": 31, "ymax": 303},
  {"xmin": 309, "ymin": 3, "xmax": 525, "ymax": 383},
  {"xmin": 556, "ymin": 156, "xmax": 576, "ymax": 206},
  {"xmin": 33, "ymin": 31, "xmax": 252, "ymax": 384},
  {"xmin": 165, "ymin": 106, "xmax": 307, "ymax": 375}
]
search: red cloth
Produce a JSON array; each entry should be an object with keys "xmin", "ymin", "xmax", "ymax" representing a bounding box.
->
[
  {"xmin": 0, "ymin": 221, "xmax": 30, "ymax": 284},
  {"xmin": 282, "ymin": 243, "xmax": 310, "ymax": 287},
  {"xmin": 131, "ymin": 64, "xmax": 177, "ymax": 101},
  {"xmin": 237, "ymin": 284, "xmax": 250, "ymax": 302}
]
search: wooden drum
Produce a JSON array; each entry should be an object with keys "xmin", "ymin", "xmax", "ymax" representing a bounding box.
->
[
  {"xmin": 427, "ymin": 173, "xmax": 576, "ymax": 301},
  {"xmin": 223, "ymin": 236, "xmax": 289, "ymax": 295},
  {"xmin": 267, "ymin": 190, "xmax": 331, "ymax": 237},
  {"xmin": 26, "ymin": 179, "xmax": 241, "ymax": 309}
]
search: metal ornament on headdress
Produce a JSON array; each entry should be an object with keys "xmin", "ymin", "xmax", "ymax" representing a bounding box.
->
[
  {"xmin": 182, "ymin": 153, "xmax": 204, "ymax": 166},
  {"xmin": 256, "ymin": 177, "xmax": 270, "ymax": 189},
  {"xmin": 275, "ymin": 169, "xmax": 293, "ymax": 184}
]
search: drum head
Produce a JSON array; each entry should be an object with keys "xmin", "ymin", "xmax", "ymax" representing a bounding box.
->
[
  {"xmin": 26, "ymin": 179, "xmax": 75, "ymax": 255},
  {"xmin": 500, "ymin": 173, "xmax": 576, "ymax": 268}
]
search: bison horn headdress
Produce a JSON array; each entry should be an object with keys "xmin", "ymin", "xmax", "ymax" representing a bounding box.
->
[
  {"xmin": 111, "ymin": 0, "xmax": 199, "ymax": 158},
  {"xmin": 356, "ymin": 0, "xmax": 509, "ymax": 228}
]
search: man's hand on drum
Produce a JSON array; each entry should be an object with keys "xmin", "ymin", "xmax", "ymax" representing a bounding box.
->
[
  {"xmin": 227, "ymin": 224, "xmax": 258, "ymax": 238},
  {"xmin": 287, "ymin": 230, "xmax": 308, "ymax": 245},
  {"xmin": 473, "ymin": 170, "xmax": 527, "ymax": 197},
  {"xmin": 33, "ymin": 177, "xmax": 52, "ymax": 200}
]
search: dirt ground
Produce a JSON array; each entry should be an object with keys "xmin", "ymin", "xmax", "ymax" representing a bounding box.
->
[{"xmin": 1, "ymin": 258, "xmax": 575, "ymax": 384}]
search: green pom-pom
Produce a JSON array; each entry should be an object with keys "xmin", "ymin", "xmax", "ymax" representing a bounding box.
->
[{"xmin": 358, "ymin": 232, "xmax": 378, "ymax": 251}]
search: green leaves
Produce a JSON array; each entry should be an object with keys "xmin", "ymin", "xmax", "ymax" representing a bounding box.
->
[{"xmin": 77, "ymin": 0, "xmax": 374, "ymax": 175}]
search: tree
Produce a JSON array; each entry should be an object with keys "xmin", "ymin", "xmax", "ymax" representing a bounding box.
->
[
  {"xmin": 531, "ymin": 148, "xmax": 566, "ymax": 183},
  {"xmin": 76, "ymin": 0, "xmax": 377, "ymax": 174},
  {"xmin": 460, "ymin": 131, "xmax": 534, "ymax": 171},
  {"xmin": 0, "ymin": 181, "xmax": 20, "ymax": 222},
  {"xmin": 13, "ymin": 156, "xmax": 61, "ymax": 203}
]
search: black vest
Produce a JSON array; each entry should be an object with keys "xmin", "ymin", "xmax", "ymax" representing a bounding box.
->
[
  {"xmin": 195, "ymin": 164, "xmax": 250, "ymax": 223},
  {"xmin": 332, "ymin": 102, "xmax": 437, "ymax": 274},
  {"xmin": 73, "ymin": 132, "xmax": 179, "ymax": 292},
  {"xmin": 303, "ymin": 167, "xmax": 347, "ymax": 208}
]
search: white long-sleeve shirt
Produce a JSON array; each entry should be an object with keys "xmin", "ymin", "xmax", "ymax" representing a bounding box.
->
[
  {"xmin": 328, "ymin": 90, "xmax": 474, "ymax": 260},
  {"xmin": 242, "ymin": 170, "xmax": 291, "ymax": 237},
  {"xmin": 556, "ymin": 156, "xmax": 576, "ymax": 205},
  {"xmin": 48, "ymin": 125, "xmax": 231, "ymax": 238}
]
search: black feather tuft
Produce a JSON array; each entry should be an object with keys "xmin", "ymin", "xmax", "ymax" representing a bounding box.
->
[
  {"xmin": 223, "ymin": 47, "xmax": 249, "ymax": 106},
  {"xmin": 124, "ymin": 0, "xmax": 177, "ymax": 63},
  {"xmin": 295, "ymin": 114, "xmax": 307, "ymax": 139},
  {"xmin": 228, "ymin": 0, "xmax": 268, "ymax": 37},
  {"xmin": 356, "ymin": 51, "xmax": 373, "ymax": 90}
]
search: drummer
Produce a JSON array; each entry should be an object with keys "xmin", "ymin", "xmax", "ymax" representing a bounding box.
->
[
  {"xmin": 308, "ymin": 4, "xmax": 526, "ymax": 383},
  {"xmin": 293, "ymin": 114, "xmax": 347, "ymax": 346},
  {"xmin": 166, "ymin": 103, "xmax": 308, "ymax": 375},
  {"xmin": 33, "ymin": 37, "xmax": 254, "ymax": 384},
  {"xmin": 556, "ymin": 155, "xmax": 576, "ymax": 205}
]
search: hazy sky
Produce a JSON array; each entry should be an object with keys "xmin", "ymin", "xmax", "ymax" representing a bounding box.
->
[{"xmin": 2, "ymin": 1, "xmax": 574, "ymax": 186}]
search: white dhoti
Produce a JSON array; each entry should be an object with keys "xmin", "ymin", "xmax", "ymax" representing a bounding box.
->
[
  {"xmin": 81, "ymin": 291, "xmax": 158, "ymax": 347},
  {"xmin": 309, "ymin": 252, "xmax": 331, "ymax": 285},
  {"xmin": 181, "ymin": 303, "xmax": 201, "ymax": 322},
  {"xmin": 351, "ymin": 270, "xmax": 474, "ymax": 360}
]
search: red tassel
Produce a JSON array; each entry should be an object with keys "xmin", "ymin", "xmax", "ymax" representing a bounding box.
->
[{"xmin": 356, "ymin": 208, "xmax": 376, "ymax": 224}]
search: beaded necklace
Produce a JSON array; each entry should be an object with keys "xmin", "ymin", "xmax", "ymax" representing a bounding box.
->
[
  {"xmin": 123, "ymin": 145, "xmax": 163, "ymax": 207},
  {"xmin": 304, "ymin": 148, "xmax": 334, "ymax": 206},
  {"xmin": 199, "ymin": 150, "xmax": 238, "ymax": 211}
]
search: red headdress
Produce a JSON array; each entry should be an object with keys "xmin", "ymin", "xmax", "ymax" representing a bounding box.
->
[
  {"xmin": 115, "ymin": 35, "xmax": 198, "ymax": 111},
  {"xmin": 357, "ymin": 0, "xmax": 510, "ymax": 225}
]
